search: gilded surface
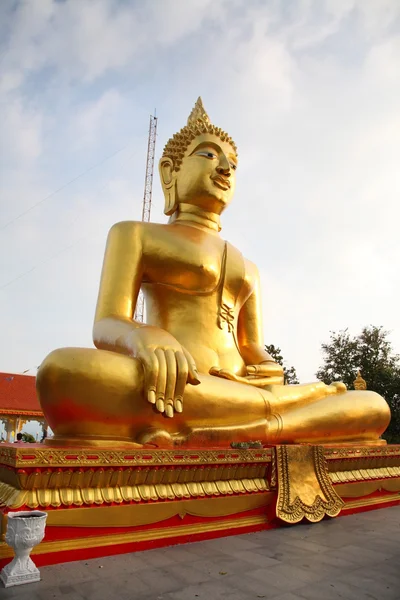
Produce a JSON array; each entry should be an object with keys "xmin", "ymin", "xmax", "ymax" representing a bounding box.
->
[
  {"xmin": 276, "ymin": 445, "xmax": 344, "ymax": 523},
  {"xmin": 35, "ymin": 98, "xmax": 390, "ymax": 447}
]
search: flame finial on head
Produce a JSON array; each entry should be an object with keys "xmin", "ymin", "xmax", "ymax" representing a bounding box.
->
[
  {"xmin": 162, "ymin": 97, "xmax": 237, "ymax": 171},
  {"xmin": 187, "ymin": 97, "xmax": 211, "ymax": 127}
]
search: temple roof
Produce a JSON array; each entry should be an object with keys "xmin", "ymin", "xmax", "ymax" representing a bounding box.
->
[{"xmin": 0, "ymin": 372, "xmax": 43, "ymax": 416}]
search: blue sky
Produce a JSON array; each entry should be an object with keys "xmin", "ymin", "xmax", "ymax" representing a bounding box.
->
[{"xmin": 1, "ymin": 0, "xmax": 400, "ymax": 439}]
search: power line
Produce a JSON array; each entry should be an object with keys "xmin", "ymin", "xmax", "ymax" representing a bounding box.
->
[
  {"xmin": 0, "ymin": 144, "xmax": 131, "ymax": 232},
  {"xmin": 0, "ymin": 236, "xmax": 86, "ymax": 290},
  {"xmin": 0, "ymin": 176, "xmax": 115, "ymax": 291}
]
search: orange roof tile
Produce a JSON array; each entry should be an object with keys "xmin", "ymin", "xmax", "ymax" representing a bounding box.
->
[{"xmin": 0, "ymin": 372, "xmax": 43, "ymax": 415}]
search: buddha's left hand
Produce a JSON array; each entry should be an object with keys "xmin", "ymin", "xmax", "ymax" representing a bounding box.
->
[{"xmin": 210, "ymin": 361, "xmax": 284, "ymax": 387}]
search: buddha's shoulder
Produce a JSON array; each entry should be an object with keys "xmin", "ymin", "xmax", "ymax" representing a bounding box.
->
[
  {"xmin": 242, "ymin": 257, "xmax": 260, "ymax": 288},
  {"xmin": 243, "ymin": 257, "xmax": 259, "ymax": 276},
  {"xmin": 108, "ymin": 221, "xmax": 169, "ymax": 237}
]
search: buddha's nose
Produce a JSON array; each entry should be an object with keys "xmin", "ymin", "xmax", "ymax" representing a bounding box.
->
[{"xmin": 216, "ymin": 161, "xmax": 231, "ymax": 176}]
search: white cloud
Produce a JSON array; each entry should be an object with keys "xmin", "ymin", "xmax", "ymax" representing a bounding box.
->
[
  {"xmin": 71, "ymin": 90, "xmax": 124, "ymax": 147},
  {"xmin": 0, "ymin": 99, "xmax": 43, "ymax": 163},
  {"xmin": 0, "ymin": 0, "xmax": 226, "ymax": 92}
]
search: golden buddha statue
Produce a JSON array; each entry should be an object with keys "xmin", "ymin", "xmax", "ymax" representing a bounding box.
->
[
  {"xmin": 354, "ymin": 370, "xmax": 367, "ymax": 391},
  {"xmin": 36, "ymin": 98, "xmax": 390, "ymax": 448}
]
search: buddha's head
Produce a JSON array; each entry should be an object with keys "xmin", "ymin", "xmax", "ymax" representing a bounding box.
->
[{"xmin": 159, "ymin": 98, "xmax": 238, "ymax": 217}]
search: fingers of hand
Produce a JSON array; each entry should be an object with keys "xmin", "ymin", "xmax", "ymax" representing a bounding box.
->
[
  {"xmin": 210, "ymin": 367, "xmax": 284, "ymax": 387},
  {"xmin": 218, "ymin": 369, "xmax": 238, "ymax": 381},
  {"xmin": 175, "ymin": 351, "xmax": 188, "ymax": 412},
  {"xmin": 209, "ymin": 368, "xmax": 242, "ymax": 383},
  {"xmin": 182, "ymin": 348, "xmax": 200, "ymax": 385},
  {"xmin": 164, "ymin": 349, "xmax": 177, "ymax": 417},
  {"xmin": 140, "ymin": 347, "xmax": 191, "ymax": 417},
  {"xmin": 138, "ymin": 350, "xmax": 159, "ymax": 406},
  {"xmin": 247, "ymin": 363, "xmax": 283, "ymax": 378},
  {"xmin": 155, "ymin": 348, "xmax": 167, "ymax": 414}
]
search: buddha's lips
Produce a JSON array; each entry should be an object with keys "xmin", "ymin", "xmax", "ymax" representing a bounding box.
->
[{"xmin": 212, "ymin": 176, "xmax": 230, "ymax": 190}]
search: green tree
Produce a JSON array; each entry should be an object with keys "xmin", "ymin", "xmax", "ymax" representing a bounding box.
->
[
  {"xmin": 21, "ymin": 432, "xmax": 36, "ymax": 443},
  {"xmin": 316, "ymin": 326, "xmax": 400, "ymax": 442},
  {"xmin": 265, "ymin": 344, "xmax": 299, "ymax": 385}
]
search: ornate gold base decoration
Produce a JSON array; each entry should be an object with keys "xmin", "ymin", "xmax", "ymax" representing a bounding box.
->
[
  {"xmin": 0, "ymin": 475, "xmax": 268, "ymax": 510},
  {"xmin": 0, "ymin": 445, "xmax": 271, "ymax": 511},
  {"xmin": 324, "ymin": 444, "xmax": 400, "ymax": 472},
  {"xmin": 275, "ymin": 445, "xmax": 344, "ymax": 523},
  {"xmin": 323, "ymin": 444, "xmax": 400, "ymax": 506},
  {"xmin": 0, "ymin": 444, "xmax": 274, "ymax": 566},
  {"xmin": 1, "ymin": 443, "xmax": 400, "ymax": 568},
  {"xmin": 330, "ymin": 466, "xmax": 400, "ymax": 484}
]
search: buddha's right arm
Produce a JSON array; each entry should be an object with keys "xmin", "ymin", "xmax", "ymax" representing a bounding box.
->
[
  {"xmin": 93, "ymin": 221, "xmax": 144, "ymax": 354},
  {"xmin": 92, "ymin": 221, "xmax": 200, "ymax": 417}
]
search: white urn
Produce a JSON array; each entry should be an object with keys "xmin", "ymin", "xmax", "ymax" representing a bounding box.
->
[{"xmin": 0, "ymin": 510, "xmax": 47, "ymax": 587}]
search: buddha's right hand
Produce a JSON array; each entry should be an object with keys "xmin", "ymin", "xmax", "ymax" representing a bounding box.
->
[{"xmin": 126, "ymin": 326, "xmax": 200, "ymax": 418}]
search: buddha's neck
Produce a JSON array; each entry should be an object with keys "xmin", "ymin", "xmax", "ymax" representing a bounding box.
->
[{"xmin": 170, "ymin": 203, "xmax": 221, "ymax": 233}]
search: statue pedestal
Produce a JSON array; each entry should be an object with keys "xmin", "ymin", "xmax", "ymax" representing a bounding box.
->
[{"xmin": 0, "ymin": 443, "xmax": 399, "ymax": 568}]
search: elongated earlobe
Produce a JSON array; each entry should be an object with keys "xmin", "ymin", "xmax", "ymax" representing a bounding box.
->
[
  {"xmin": 164, "ymin": 179, "xmax": 178, "ymax": 216},
  {"xmin": 159, "ymin": 157, "xmax": 178, "ymax": 216}
]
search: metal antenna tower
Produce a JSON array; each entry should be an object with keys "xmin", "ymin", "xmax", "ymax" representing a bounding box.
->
[{"xmin": 134, "ymin": 113, "xmax": 158, "ymax": 322}]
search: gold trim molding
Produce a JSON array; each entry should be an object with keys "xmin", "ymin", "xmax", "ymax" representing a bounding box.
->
[
  {"xmin": 0, "ymin": 446, "xmax": 272, "ymax": 468},
  {"xmin": 324, "ymin": 445, "xmax": 400, "ymax": 462}
]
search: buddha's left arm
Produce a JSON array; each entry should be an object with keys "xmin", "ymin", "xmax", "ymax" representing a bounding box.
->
[
  {"xmin": 237, "ymin": 263, "xmax": 275, "ymax": 366},
  {"xmin": 210, "ymin": 263, "xmax": 284, "ymax": 386}
]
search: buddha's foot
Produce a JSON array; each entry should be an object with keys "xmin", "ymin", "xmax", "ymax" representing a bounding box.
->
[{"xmin": 135, "ymin": 428, "xmax": 176, "ymax": 448}]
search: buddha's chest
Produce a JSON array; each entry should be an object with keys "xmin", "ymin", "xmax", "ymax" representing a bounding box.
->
[
  {"xmin": 144, "ymin": 236, "xmax": 223, "ymax": 292},
  {"xmin": 142, "ymin": 227, "xmax": 253, "ymax": 300}
]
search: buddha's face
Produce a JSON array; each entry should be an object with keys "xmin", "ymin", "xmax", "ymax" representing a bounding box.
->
[
  {"xmin": 178, "ymin": 134, "xmax": 237, "ymax": 212},
  {"xmin": 161, "ymin": 134, "xmax": 237, "ymax": 215}
]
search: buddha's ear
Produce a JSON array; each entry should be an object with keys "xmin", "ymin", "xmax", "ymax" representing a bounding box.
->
[{"xmin": 159, "ymin": 157, "xmax": 178, "ymax": 216}]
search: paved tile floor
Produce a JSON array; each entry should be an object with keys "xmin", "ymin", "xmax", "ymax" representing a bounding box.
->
[{"xmin": 1, "ymin": 505, "xmax": 399, "ymax": 600}]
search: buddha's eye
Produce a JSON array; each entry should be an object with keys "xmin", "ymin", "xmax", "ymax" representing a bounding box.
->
[
  {"xmin": 196, "ymin": 150, "xmax": 217, "ymax": 159},
  {"xmin": 230, "ymin": 162, "xmax": 237, "ymax": 171}
]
